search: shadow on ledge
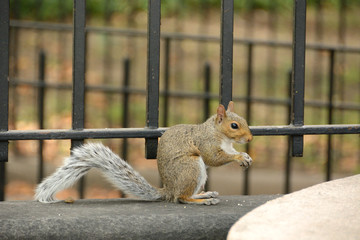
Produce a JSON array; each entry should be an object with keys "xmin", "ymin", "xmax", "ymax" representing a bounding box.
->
[{"xmin": 0, "ymin": 195, "xmax": 279, "ymax": 240}]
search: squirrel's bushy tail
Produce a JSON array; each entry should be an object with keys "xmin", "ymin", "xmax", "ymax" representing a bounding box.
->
[{"xmin": 35, "ymin": 143, "xmax": 163, "ymax": 203}]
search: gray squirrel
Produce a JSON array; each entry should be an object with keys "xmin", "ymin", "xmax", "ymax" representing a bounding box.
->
[{"xmin": 35, "ymin": 101, "xmax": 253, "ymax": 205}]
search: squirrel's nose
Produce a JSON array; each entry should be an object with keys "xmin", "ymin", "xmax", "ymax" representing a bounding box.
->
[{"xmin": 247, "ymin": 135, "xmax": 253, "ymax": 142}]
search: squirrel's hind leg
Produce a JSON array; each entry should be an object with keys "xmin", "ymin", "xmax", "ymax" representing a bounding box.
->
[
  {"xmin": 178, "ymin": 196, "xmax": 220, "ymax": 205},
  {"xmin": 192, "ymin": 191, "xmax": 219, "ymax": 199}
]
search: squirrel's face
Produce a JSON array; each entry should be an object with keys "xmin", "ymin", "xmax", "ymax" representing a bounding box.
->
[{"xmin": 215, "ymin": 102, "xmax": 253, "ymax": 144}]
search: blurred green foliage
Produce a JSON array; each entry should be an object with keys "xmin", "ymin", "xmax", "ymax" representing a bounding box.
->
[{"xmin": 10, "ymin": 0, "xmax": 360, "ymax": 20}]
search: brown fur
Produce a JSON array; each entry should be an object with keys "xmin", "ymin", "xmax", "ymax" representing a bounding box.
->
[{"xmin": 157, "ymin": 101, "xmax": 252, "ymax": 204}]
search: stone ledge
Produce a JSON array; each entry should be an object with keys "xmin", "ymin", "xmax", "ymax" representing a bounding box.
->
[
  {"xmin": 0, "ymin": 195, "xmax": 279, "ymax": 240},
  {"xmin": 228, "ymin": 175, "xmax": 360, "ymax": 240}
]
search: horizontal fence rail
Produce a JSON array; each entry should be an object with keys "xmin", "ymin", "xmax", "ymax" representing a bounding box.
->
[
  {"xmin": 0, "ymin": 125, "xmax": 358, "ymax": 141},
  {"xmin": 8, "ymin": 79, "xmax": 360, "ymax": 111},
  {"xmin": 9, "ymin": 20, "xmax": 360, "ymax": 54}
]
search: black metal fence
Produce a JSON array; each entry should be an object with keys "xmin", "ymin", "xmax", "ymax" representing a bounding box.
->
[{"xmin": 1, "ymin": 0, "xmax": 360, "ymax": 201}]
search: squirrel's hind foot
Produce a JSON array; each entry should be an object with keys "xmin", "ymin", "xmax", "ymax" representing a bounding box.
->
[
  {"xmin": 203, "ymin": 198, "xmax": 220, "ymax": 205},
  {"xmin": 193, "ymin": 191, "xmax": 219, "ymax": 199},
  {"xmin": 178, "ymin": 196, "xmax": 220, "ymax": 205}
]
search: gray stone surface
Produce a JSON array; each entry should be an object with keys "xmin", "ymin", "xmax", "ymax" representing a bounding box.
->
[
  {"xmin": 0, "ymin": 195, "xmax": 279, "ymax": 240},
  {"xmin": 228, "ymin": 174, "xmax": 360, "ymax": 240}
]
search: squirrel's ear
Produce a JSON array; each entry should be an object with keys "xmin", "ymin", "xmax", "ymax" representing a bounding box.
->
[
  {"xmin": 216, "ymin": 104, "xmax": 226, "ymax": 124},
  {"xmin": 227, "ymin": 101, "xmax": 234, "ymax": 112}
]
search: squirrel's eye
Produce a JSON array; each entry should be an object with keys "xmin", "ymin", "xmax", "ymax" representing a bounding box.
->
[{"xmin": 231, "ymin": 123, "xmax": 239, "ymax": 129}]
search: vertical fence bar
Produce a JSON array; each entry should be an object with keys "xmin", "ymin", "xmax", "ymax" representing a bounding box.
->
[
  {"xmin": 9, "ymin": 0, "xmax": 20, "ymax": 139},
  {"xmin": 122, "ymin": 58, "xmax": 130, "ymax": 161},
  {"xmin": 285, "ymin": 70, "xmax": 293, "ymax": 193},
  {"xmin": 203, "ymin": 62, "xmax": 211, "ymax": 122},
  {"xmin": 290, "ymin": 0, "xmax": 306, "ymax": 157},
  {"xmin": 219, "ymin": 0, "xmax": 234, "ymax": 107},
  {"xmin": 145, "ymin": 0, "xmax": 161, "ymax": 159},
  {"xmin": 72, "ymin": 0, "xmax": 87, "ymax": 198},
  {"xmin": 326, "ymin": 50, "xmax": 335, "ymax": 181},
  {"xmin": 0, "ymin": 0, "xmax": 10, "ymax": 201},
  {"xmin": 72, "ymin": 0, "xmax": 86, "ymax": 136},
  {"xmin": 120, "ymin": 58, "xmax": 130, "ymax": 198},
  {"xmin": 0, "ymin": 0, "xmax": 9, "ymax": 161},
  {"xmin": 204, "ymin": 62, "xmax": 211, "ymax": 191},
  {"xmin": 162, "ymin": 37, "xmax": 170, "ymax": 127},
  {"xmin": 38, "ymin": 51, "xmax": 45, "ymax": 183},
  {"xmin": 244, "ymin": 43, "xmax": 253, "ymax": 195}
]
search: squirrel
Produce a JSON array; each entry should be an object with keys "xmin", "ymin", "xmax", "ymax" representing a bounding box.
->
[{"xmin": 35, "ymin": 101, "xmax": 253, "ymax": 205}]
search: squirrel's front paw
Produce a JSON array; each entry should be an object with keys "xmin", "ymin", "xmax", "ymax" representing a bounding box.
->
[{"xmin": 239, "ymin": 153, "xmax": 252, "ymax": 169}]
